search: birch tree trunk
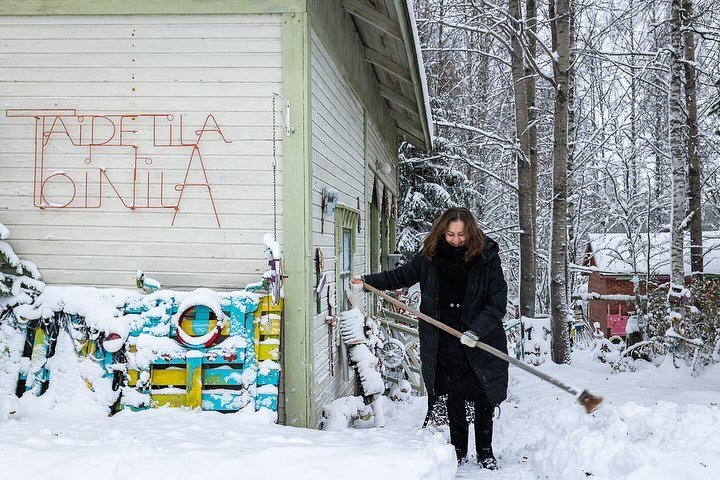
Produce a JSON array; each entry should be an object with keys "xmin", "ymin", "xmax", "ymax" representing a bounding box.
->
[
  {"xmin": 510, "ymin": 0, "xmax": 536, "ymax": 319},
  {"xmin": 683, "ymin": 0, "xmax": 702, "ymax": 282},
  {"xmin": 669, "ymin": 0, "xmax": 687, "ymax": 293},
  {"xmin": 550, "ymin": 0, "xmax": 572, "ymax": 363}
]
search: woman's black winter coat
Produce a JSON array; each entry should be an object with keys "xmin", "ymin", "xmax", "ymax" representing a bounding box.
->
[{"xmin": 363, "ymin": 237, "xmax": 509, "ymax": 406}]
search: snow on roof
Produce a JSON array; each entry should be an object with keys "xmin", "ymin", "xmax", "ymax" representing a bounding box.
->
[{"xmin": 586, "ymin": 231, "xmax": 720, "ymax": 276}]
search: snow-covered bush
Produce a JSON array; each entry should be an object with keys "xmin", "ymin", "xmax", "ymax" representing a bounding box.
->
[
  {"xmin": 610, "ymin": 276, "xmax": 720, "ymax": 374},
  {"xmin": 0, "ymin": 222, "xmax": 45, "ymax": 317}
]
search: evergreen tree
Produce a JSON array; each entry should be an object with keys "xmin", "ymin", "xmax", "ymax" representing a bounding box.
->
[
  {"xmin": 396, "ymin": 140, "xmax": 480, "ymax": 258},
  {"xmin": 0, "ymin": 222, "xmax": 44, "ymax": 317}
]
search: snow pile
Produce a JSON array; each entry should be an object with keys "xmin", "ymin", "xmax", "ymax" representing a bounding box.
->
[
  {"xmin": 0, "ymin": 397, "xmax": 456, "ymax": 480},
  {"xmin": 2, "ymin": 336, "xmax": 720, "ymax": 479},
  {"xmin": 13, "ymin": 286, "xmax": 143, "ymax": 332},
  {"xmin": 319, "ymin": 395, "xmax": 374, "ymax": 430},
  {"xmin": 339, "ymin": 307, "xmax": 366, "ymax": 345},
  {"xmin": 336, "ymin": 307, "xmax": 384, "ymax": 399},
  {"xmin": 13, "ymin": 333, "xmax": 116, "ymax": 417},
  {"xmin": 348, "ymin": 344, "xmax": 384, "ymax": 396},
  {"xmin": 485, "ymin": 354, "xmax": 720, "ymax": 480}
]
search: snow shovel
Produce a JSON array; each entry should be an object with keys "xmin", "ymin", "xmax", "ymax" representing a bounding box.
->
[{"xmin": 361, "ymin": 282, "xmax": 603, "ymax": 414}]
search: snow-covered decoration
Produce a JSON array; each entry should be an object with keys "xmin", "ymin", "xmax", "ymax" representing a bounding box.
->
[
  {"xmin": 318, "ymin": 395, "xmax": 375, "ymax": 431},
  {"xmin": 589, "ymin": 322, "xmax": 622, "ymax": 362},
  {"xmin": 7, "ymin": 286, "xmax": 281, "ymax": 417},
  {"xmin": 327, "ymin": 305, "xmax": 387, "ymax": 429},
  {"xmin": 625, "ymin": 315, "xmax": 640, "ymax": 335},
  {"xmin": 263, "ymin": 233, "xmax": 283, "ymax": 304},
  {"xmin": 348, "ymin": 344, "xmax": 384, "ymax": 396},
  {"xmin": 389, "ymin": 379, "xmax": 412, "ymax": 402},
  {"xmin": 338, "ymin": 306, "xmax": 384, "ymax": 396},
  {"xmin": 586, "ymin": 231, "xmax": 720, "ymax": 276},
  {"xmin": 667, "ymin": 283, "xmax": 691, "ymax": 306},
  {"xmin": 134, "ymin": 270, "xmax": 161, "ymax": 293},
  {"xmin": 520, "ymin": 316, "xmax": 551, "ymax": 366},
  {"xmin": 339, "ymin": 307, "xmax": 366, "ymax": 345},
  {"xmin": 0, "ymin": 222, "xmax": 45, "ymax": 313},
  {"xmin": 102, "ymin": 317, "xmax": 130, "ymax": 353}
]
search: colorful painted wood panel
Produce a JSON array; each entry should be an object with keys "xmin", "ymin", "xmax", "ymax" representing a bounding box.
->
[{"xmin": 15, "ymin": 291, "xmax": 282, "ymax": 415}]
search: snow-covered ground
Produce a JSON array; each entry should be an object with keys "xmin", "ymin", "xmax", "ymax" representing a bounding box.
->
[{"xmin": 1, "ymin": 348, "xmax": 719, "ymax": 479}]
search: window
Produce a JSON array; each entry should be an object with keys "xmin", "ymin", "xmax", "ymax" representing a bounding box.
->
[{"xmin": 334, "ymin": 205, "xmax": 360, "ymax": 380}]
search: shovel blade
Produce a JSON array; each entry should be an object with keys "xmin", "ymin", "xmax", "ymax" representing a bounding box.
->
[{"xmin": 578, "ymin": 389, "xmax": 603, "ymax": 413}]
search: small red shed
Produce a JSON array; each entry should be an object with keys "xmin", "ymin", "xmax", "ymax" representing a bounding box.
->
[{"xmin": 581, "ymin": 232, "xmax": 720, "ymax": 335}]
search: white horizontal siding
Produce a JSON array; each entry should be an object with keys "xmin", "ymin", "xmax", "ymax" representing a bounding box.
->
[
  {"xmin": 309, "ymin": 29, "xmax": 369, "ymax": 418},
  {"xmin": 367, "ymin": 119, "xmax": 398, "ymax": 197},
  {"xmin": 0, "ymin": 14, "xmax": 283, "ymax": 290}
]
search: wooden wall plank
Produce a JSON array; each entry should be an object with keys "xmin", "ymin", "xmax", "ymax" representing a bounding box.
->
[{"xmin": 0, "ymin": 14, "xmax": 284, "ymax": 290}]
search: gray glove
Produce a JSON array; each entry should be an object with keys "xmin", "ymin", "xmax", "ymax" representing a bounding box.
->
[
  {"xmin": 350, "ymin": 274, "xmax": 365, "ymax": 293},
  {"xmin": 460, "ymin": 330, "xmax": 479, "ymax": 347}
]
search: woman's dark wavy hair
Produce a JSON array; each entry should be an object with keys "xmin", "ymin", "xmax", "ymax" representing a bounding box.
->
[{"xmin": 420, "ymin": 207, "xmax": 485, "ymax": 262}]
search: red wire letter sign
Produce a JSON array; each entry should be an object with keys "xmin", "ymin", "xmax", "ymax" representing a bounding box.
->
[{"xmin": 6, "ymin": 109, "xmax": 232, "ymax": 227}]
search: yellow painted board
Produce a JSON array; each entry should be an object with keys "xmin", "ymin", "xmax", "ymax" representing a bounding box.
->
[
  {"xmin": 151, "ymin": 368, "xmax": 186, "ymax": 387},
  {"xmin": 185, "ymin": 358, "xmax": 203, "ymax": 408},
  {"xmin": 257, "ymin": 297, "xmax": 284, "ymax": 314},
  {"xmin": 32, "ymin": 326, "xmax": 47, "ymax": 350},
  {"xmin": 150, "ymin": 394, "xmax": 186, "ymax": 408},
  {"xmin": 257, "ymin": 343, "xmax": 280, "ymax": 361},
  {"xmin": 127, "ymin": 369, "xmax": 139, "ymax": 386},
  {"xmin": 258, "ymin": 318, "xmax": 281, "ymax": 335}
]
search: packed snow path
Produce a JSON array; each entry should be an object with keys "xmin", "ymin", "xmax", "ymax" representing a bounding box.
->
[{"xmin": 2, "ymin": 351, "xmax": 719, "ymax": 479}]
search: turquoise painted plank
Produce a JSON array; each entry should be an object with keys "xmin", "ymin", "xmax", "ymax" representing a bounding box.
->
[
  {"xmin": 152, "ymin": 357, "xmax": 188, "ymax": 366},
  {"xmin": 201, "ymin": 391, "xmax": 252, "ymax": 411},
  {"xmin": 256, "ymin": 393, "xmax": 278, "ymax": 411},
  {"xmin": 257, "ymin": 370, "xmax": 280, "ymax": 385},
  {"xmin": 204, "ymin": 347, "xmax": 246, "ymax": 364}
]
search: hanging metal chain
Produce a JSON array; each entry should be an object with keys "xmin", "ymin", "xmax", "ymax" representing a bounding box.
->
[{"xmin": 271, "ymin": 95, "xmax": 278, "ymax": 239}]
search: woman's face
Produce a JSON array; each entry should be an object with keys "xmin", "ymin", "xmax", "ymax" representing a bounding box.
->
[{"xmin": 444, "ymin": 220, "xmax": 467, "ymax": 247}]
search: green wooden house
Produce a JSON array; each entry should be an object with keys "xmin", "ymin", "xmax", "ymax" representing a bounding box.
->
[{"xmin": 0, "ymin": 0, "xmax": 432, "ymax": 427}]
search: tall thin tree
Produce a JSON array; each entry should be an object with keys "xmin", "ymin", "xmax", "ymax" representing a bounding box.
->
[
  {"xmin": 550, "ymin": 0, "xmax": 572, "ymax": 363},
  {"xmin": 509, "ymin": 0, "xmax": 537, "ymax": 319},
  {"xmin": 683, "ymin": 0, "xmax": 703, "ymax": 283},
  {"xmin": 669, "ymin": 0, "xmax": 688, "ymax": 299}
]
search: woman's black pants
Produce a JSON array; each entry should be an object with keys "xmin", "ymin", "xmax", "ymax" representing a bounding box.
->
[{"xmin": 446, "ymin": 394, "xmax": 494, "ymax": 460}]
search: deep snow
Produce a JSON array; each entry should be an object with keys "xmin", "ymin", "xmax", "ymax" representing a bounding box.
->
[{"xmin": 2, "ymin": 342, "xmax": 719, "ymax": 479}]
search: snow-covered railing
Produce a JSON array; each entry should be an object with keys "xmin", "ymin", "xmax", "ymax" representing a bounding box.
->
[{"xmin": 378, "ymin": 308, "xmax": 424, "ymax": 396}]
